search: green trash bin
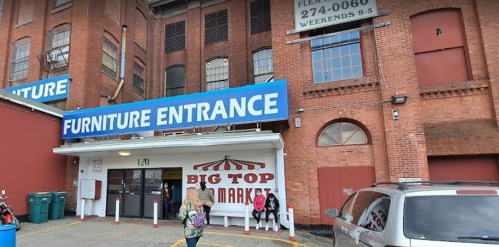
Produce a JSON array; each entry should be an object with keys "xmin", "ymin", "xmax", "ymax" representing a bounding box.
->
[
  {"xmin": 28, "ymin": 192, "xmax": 52, "ymax": 224},
  {"xmin": 48, "ymin": 192, "xmax": 59, "ymax": 220},
  {"xmin": 56, "ymin": 192, "xmax": 67, "ymax": 219}
]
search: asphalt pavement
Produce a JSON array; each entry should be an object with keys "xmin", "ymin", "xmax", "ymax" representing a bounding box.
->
[{"xmin": 14, "ymin": 217, "xmax": 332, "ymax": 247}]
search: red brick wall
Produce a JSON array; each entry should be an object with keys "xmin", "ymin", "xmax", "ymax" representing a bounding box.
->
[{"xmin": 0, "ymin": 99, "xmax": 66, "ymax": 216}]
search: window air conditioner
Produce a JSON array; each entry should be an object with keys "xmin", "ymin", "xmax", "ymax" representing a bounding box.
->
[{"xmin": 47, "ymin": 46, "xmax": 69, "ymax": 63}]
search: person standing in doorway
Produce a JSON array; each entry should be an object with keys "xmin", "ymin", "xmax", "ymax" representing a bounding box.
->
[
  {"xmin": 163, "ymin": 182, "xmax": 171, "ymax": 220},
  {"xmin": 172, "ymin": 183, "xmax": 182, "ymax": 217},
  {"xmin": 264, "ymin": 193, "xmax": 280, "ymax": 231},
  {"xmin": 197, "ymin": 182, "xmax": 215, "ymax": 228},
  {"xmin": 178, "ymin": 187, "xmax": 204, "ymax": 247},
  {"xmin": 252, "ymin": 188, "xmax": 266, "ymax": 229}
]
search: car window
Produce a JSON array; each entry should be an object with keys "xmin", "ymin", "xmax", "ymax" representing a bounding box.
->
[
  {"xmin": 350, "ymin": 191, "xmax": 372, "ymax": 225},
  {"xmin": 350, "ymin": 191, "xmax": 390, "ymax": 230},
  {"xmin": 339, "ymin": 192, "xmax": 357, "ymax": 223},
  {"xmin": 357, "ymin": 192, "xmax": 390, "ymax": 231},
  {"xmin": 404, "ymin": 196, "xmax": 499, "ymax": 244}
]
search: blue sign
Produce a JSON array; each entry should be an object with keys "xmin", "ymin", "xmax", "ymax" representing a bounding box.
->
[
  {"xmin": 62, "ymin": 80, "xmax": 289, "ymax": 139},
  {"xmin": 3, "ymin": 74, "xmax": 70, "ymax": 103}
]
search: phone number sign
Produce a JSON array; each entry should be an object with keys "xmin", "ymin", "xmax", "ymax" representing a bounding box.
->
[{"xmin": 293, "ymin": 0, "xmax": 378, "ymax": 33}]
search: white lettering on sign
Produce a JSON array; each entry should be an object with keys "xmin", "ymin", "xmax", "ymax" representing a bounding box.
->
[
  {"xmin": 293, "ymin": 0, "xmax": 378, "ymax": 33},
  {"xmin": 63, "ymin": 93, "xmax": 280, "ymax": 136},
  {"xmin": 12, "ymin": 79, "xmax": 68, "ymax": 100}
]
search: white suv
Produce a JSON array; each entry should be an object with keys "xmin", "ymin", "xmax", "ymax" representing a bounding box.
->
[{"xmin": 325, "ymin": 181, "xmax": 499, "ymax": 247}]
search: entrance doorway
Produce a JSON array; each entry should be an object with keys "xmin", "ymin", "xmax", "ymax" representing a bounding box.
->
[
  {"xmin": 106, "ymin": 168, "xmax": 183, "ymax": 219},
  {"xmin": 163, "ymin": 168, "xmax": 183, "ymax": 220},
  {"xmin": 106, "ymin": 169, "xmax": 143, "ymax": 217}
]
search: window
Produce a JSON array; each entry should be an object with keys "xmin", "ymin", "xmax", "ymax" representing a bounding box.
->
[
  {"xmin": 206, "ymin": 58, "xmax": 229, "ymax": 91},
  {"xmin": 250, "ymin": 0, "xmax": 271, "ymax": 34},
  {"xmin": 205, "ymin": 9, "xmax": 228, "ymax": 44},
  {"xmin": 355, "ymin": 192, "xmax": 390, "ymax": 231},
  {"xmin": 410, "ymin": 9, "xmax": 469, "ymax": 86},
  {"xmin": 404, "ymin": 196, "xmax": 499, "ymax": 243},
  {"xmin": 311, "ymin": 31, "xmax": 362, "ymax": 83},
  {"xmin": 133, "ymin": 62, "xmax": 145, "ymax": 96},
  {"xmin": 339, "ymin": 193, "xmax": 357, "ymax": 223},
  {"xmin": 165, "ymin": 66, "xmax": 185, "ymax": 97},
  {"xmin": 102, "ymin": 37, "xmax": 119, "ymax": 78},
  {"xmin": 318, "ymin": 121, "xmax": 368, "ymax": 146},
  {"xmin": 54, "ymin": 0, "xmax": 71, "ymax": 7},
  {"xmin": 165, "ymin": 20, "xmax": 185, "ymax": 53},
  {"xmin": 10, "ymin": 38, "xmax": 31, "ymax": 80},
  {"xmin": 47, "ymin": 24, "xmax": 70, "ymax": 69},
  {"xmin": 253, "ymin": 49, "xmax": 274, "ymax": 84}
]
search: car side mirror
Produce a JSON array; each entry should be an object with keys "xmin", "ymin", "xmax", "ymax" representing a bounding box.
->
[{"xmin": 325, "ymin": 208, "xmax": 339, "ymax": 217}]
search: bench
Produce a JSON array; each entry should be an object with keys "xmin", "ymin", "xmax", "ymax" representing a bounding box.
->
[{"xmin": 210, "ymin": 209, "xmax": 280, "ymax": 230}]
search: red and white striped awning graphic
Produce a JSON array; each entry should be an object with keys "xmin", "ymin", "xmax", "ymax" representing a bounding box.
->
[{"xmin": 193, "ymin": 158, "xmax": 266, "ymax": 171}]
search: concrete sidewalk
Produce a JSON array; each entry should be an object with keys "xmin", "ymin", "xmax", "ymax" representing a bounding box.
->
[{"xmin": 15, "ymin": 217, "xmax": 332, "ymax": 247}]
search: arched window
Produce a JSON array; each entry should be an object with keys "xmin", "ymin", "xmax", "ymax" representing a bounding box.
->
[
  {"xmin": 253, "ymin": 48, "xmax": 273, "ymax": 84},
  {"xmin": 318, "ymin": 122, "xmax": 368, "ymax": 146},
  {"xmin": 10, "ymin": 37, "xmax": 31, "ymax": 80},
  {"xmin": 165, "ymin": 66, "xmax": 185, "ymax": 97},
  {"xmin": 47, "ymin": 23, "xmax": 71, "ymax": 69},
  {"xmin": 206, "ymin": 58, "xmax": 228, "ymax": 91}
]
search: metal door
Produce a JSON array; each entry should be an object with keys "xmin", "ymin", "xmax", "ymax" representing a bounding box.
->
[
  {"xmin": 123, "ymin": 169, "xmax": 142, "ymax": 217},
  {"xmin": 143, "ymin": 169, "xmax": 163, "ymax": 218},
  {"xmin": 106, "ymin": 169, "xmax": 143, "ymax": 217},
  {"xmin": 106, "ymin": 169, "xmax": 124, "ymax": 216}
]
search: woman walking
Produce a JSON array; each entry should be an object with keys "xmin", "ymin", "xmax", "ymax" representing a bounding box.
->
[
  {"xmin": 178, "ymin": 188, "xmax": 205, "ymax": 247},
  {"xmin": 197, "ymin": 182, "xmax": 215, "ymax": 228}
]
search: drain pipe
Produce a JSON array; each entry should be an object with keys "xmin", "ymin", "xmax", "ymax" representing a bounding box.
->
[{"xmin": 108, "ymin": 25, "xmax": 128, "ymax": 103}]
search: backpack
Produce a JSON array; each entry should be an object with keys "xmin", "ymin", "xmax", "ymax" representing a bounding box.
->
[{"xmin": 192, "ymin": 208, "xmax": 205, "ymax": 228}]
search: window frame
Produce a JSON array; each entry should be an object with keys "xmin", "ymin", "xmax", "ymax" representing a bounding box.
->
[
  {"xmin": 165, "ymin": 20, "xmax": 186, "ymax": 53},
  {"xmin": 204, "ymin": 9, "xmax": 228, "ymax": 45},
  {"xmin": 102, "ymin": 36, "xmax": 119, "ymax": 79},
  {"xmin": 47, "ymin": 24, "xmax": 71, "ymax": 69},
  {"xmin": 10, "ymin": 37, "xmax": 31, "ymax": 81},
  {"xmin": 205, "ymin": 58, "xmax": 229, "ymax": 91},
  {"xmin": 165, "ymin": 65, "xmax": 185, "ymax": 97},
  {"xmin": 253, "ymin": 48, "xmax": 274, "ymax": 84},
  {"xmin": 317, "ymin": 120, "xmax": 369, "ymax": 147},
  {"xmin": 311, "ymin": 31, "xmax": 363, "ymax": 83},
  {"xmin": 133, "ymin": 62, "xmax": 145, "ymax": 97},
  {"xmin": 250, "ymin": 0, "xmax": 271, "ymax": 34}
]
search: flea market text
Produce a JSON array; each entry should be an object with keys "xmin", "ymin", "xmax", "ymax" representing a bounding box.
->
[
  {"xmin": 187, "ymin": 173, "xmax": 275, "ymax": 204},
  {"xmin": 293, "ymin": 0, "xmax": 378, "ymax": 32},
  {"xmin": 61, "ymin": 80, "xmax": 288, "ymax": 139}
]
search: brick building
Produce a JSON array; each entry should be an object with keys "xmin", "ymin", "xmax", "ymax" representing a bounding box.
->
[{"xmin": 1, "ymin": 0, "xmax": 498, "ymax": 228}]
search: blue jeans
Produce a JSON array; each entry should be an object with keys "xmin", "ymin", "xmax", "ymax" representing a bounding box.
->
[
  {"xmin": 163, "ymin": 201, "xmax": 169, "ymax": 219},
  {"xmin": 185, "ymin": 236, "xmax": 201, "ymax": 247}
]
